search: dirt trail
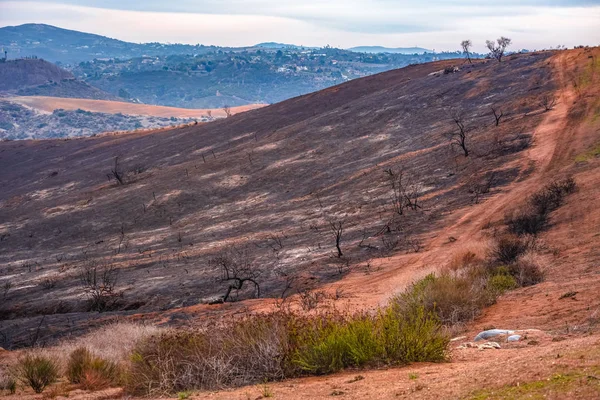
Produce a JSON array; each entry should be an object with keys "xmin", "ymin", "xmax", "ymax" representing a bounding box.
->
[
  {"xmin": 328, "ymin": 52, "xmax": 578, "ymax": 309},
  {"xmin": 205, "ymin": 50, "xmax": 600, "ymax": 400}
]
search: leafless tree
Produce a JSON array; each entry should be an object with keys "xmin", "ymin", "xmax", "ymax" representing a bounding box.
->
[
  {"xmin": 329, "ymin": 220, "xmax": 344, "ymax": 258},
  {"xmin": 276, "ymin": 269, "xmax": 298, "ymax": 299},
  {"xmin": 109, "ymin": 156, "xmax": 124, "ymax": 185},
  {"xmin": 380, "ymin": 235, "xmax": 399, "ymax": 255},
  {"xmin": 212, "ymin": 247, "xmax": 261, "ymax": 302},
  {"xmin": 79, "ymin": 260, "xmax": 120, "ymax": 312},
  {"xmin": 267, "ymin": 233, "xmax": 284, "ymax": 252},
  {"xmin": 206, "ymin": 110, "xmax": 212, "ymax": 119},
  {"xmin": 223, "ymin": 105, "xmax": 232, "ymax": 118},
  {"xmin": 539, "ymin": 95, "xmax": 557, "ymax": 111},
  {"xmin": 450, "ymin": 112, "xmax": 469, "ymax": 157},
  {"xmin": 2, "ymin": 280, "xmax": 12, "ymax": 299},
  {"xmin": 491, "ymin": 106, "xmax": 504, "ymax": 126},
  {"xmin": 468, "ymin": 172, "xmax": 496, "ymax": 204},
  {"xmin": 298, "ymin": 289, "xmax": 327, "ymax": 311},
  {"xmin": 486, "ymin": 37, "xmax": 512, "ymax": 62},
  {"xmin": 384, "ymin": 166, "xmax": 423, "ymax": 216},
  {"xmin": 461, "ymin": 40, "xmax": 473, "ymax": 63}
]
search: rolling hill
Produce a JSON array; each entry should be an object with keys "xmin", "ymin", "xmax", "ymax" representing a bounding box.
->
[
  {"xmin": 0, "ymin": 47, "xmax": 599, "ymax": 399},
  {"xmin": 0, "ymin": 23, "xmax": 215, "ymax": 64},
  {"xmin": 0, "ymin": 58, "xmax": 115, "ymax": 100},
  {"xmin": 1, "ymin": 24, "xmax": 469, "ymax": 109}
]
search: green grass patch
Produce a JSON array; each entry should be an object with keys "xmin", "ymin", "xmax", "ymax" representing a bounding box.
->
[
  {"xmin": 466, "ymin": 370, "xmax": 600, "ymax": 400},
  {"xmin": 574, "ymin": 56, "xmax": 600, "ymax": 92},
  {"xmin": 575, "ymin": 142, "xmax": 600, "ymax": 163}
]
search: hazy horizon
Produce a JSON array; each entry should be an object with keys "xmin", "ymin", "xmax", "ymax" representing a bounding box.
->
[{"xmin": 1, "ymin": 1, "xmax": 599, "ymax": 52}]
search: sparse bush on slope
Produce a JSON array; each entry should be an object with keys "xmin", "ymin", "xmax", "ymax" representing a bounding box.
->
[
  {"xmin": 67, "ymin": 347, "xmax": 120, "ymax": 390},
  {"xmin": 506, "ymin": 177, "xmax": 576, "ymax": 236},
  {"xmin": 392, "ymin": 270, "xmax": 496, "ymax": 326},
  {"xmin": 13, "ymin": 354, "xmax": 59, "ymax": 393}
]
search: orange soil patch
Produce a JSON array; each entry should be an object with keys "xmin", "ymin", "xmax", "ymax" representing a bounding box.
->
[{"xmin": 7, "ymin": 96, "xmax": 267, "ymax": 118}]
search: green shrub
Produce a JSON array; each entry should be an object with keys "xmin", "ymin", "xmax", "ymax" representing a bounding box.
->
[
  {"xmin": 393, "ymin": 272, "xmax": 495, "ymax": 325},
  {"xmin": 488, "ymin": 272, "xmax": 518, "ymax": 294},
  {"xmin": 67, "ymin": 347, "xmax": 119, "ymax": 390},
  {"xmin": 126, "ymin": 304, "xmax": 448, "ymax": 396},
  {"xmin": 13, "ymin": 354, "xmax": 59, "ymax": 393},
  {"xmin": 290, "ymin": 314, "xmax": 380, "ymax": 374}
]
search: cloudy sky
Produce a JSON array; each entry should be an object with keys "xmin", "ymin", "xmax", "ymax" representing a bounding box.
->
[{"xmin": 1, "ymin": 1, "xmax": 599, "ymax": 51}]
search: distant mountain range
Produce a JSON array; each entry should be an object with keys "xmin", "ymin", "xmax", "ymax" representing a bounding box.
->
[
  {"xmin": 1, "ymin": 24, "xmax": 434, "ymax": 64},
  {"xmin": 255, "ymin": 42, "xmax": 316, "ymax": 50},
  {"xmin": 348, "ymin": 46, "xmax": 432, "ymax": 54},
  {"xmin": 0, "ymin": 24, "xmax": 220, "ymax": 65}
]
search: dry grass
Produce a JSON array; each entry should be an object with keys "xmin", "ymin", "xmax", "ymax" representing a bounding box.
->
[
  {"xmin": 46, "ymin": 322, "xmax": 162, "ymax": 366},
  {"xmin": 0, "ymin": 370, "xmax": 16, "ymax": 394}
]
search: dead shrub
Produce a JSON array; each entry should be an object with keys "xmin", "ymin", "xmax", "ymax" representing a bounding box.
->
[
  {"xmin": 507, "ymin": 177, "xmax": 576, "ymax": 236},
  {"xmin": 126, "ymin": 313, "xmax": 293, "ymax": 395},
  {"xmin": 539, "ymin": 94, "xmax": 557, "ymax": 111},
  {"xmin": 508, "ymin": 257, "xmax": 545, "ymax": 287},
  {"xmin": 0, "ymin": 371, "xmax": 16, "ymax": 394},
  {"xmin": 298, "ymin": 289, "xmax": 327, "ymax": 311},
  {"xmin": 79, "ymin": 260, "xmax": 121, "ymax": 312},
  {"xmin": 506, "ymin": 209, "xmax": 547, "ymax": 236},
  {"xmin": 489, "ymin": 234, "xmax": 530, "ymax": 264},
  {"xmin": 447, "ymin": 250, "xmax": 482, "ymax": 272}
]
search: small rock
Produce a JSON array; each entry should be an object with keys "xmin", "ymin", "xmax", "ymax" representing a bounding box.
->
[
  {"xmin": 507, "ymin": 335, "xmax": 521, "ymax": 342},
  {"xmin": 474, "ymin": 329, "xmax": 514, "ymax": 341},
  {"xmin": 202, "ymin": 296, "xmax": 224, "ymax": 305},
  {"xmin": 478, "ymin": 342, "xmax": 501, "ymax": 350}
]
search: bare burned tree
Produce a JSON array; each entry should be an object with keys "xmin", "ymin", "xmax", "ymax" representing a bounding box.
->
[
  {"xmin": 450, "ymin": 112, "xmax": 469, "ymax": 157},
  {"xmin": 539, "ymin": 95, "xmax": 557, "ymax": 111},
  {"xmin": 223, "ymin": 105, "xmax": 232, "ymax": 118},
  {"xmin": 468, "ymin": 172, "xmax": 496, "ymax": 204},
  {"xmin": 491, "ymin": 106, "xmax": 504, "ymax": 126},
  {"xmin": 461, "ymin": 40, "xmax": 473, "ymax": 63},
  {"xmin": 486, "ymin": 37, "xmax": 511, "ymax": 62},
  {"xmin": 276, "ymin": 268, "xmax": 298, "ymax": 299},
  {"xmin": 212, "ymin": 247, "xmax": 261, "ymax": 302},
  {"xmin": 79, "ymin": 260, "xmax": 120, "ymax": 312},
  {"xmin": 329, "ymin": 220, "xmax": 344, "ymax": 258},
  {"xmin": 384, "ymin": 167, "xmax": 422, "ymax": 216},
  {"xmin": 109, "ymin": 156, "xmax": 124, "ymax": 185}
]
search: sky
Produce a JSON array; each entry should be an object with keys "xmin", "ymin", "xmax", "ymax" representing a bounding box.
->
[{"xmin": 1, "ymin": 1, "xmax": 599, "ymax": 51}]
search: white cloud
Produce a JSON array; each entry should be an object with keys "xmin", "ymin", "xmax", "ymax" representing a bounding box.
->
[{"xmin": 0, "ymin": 1, "xmax": 599, "ymax": 51}]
